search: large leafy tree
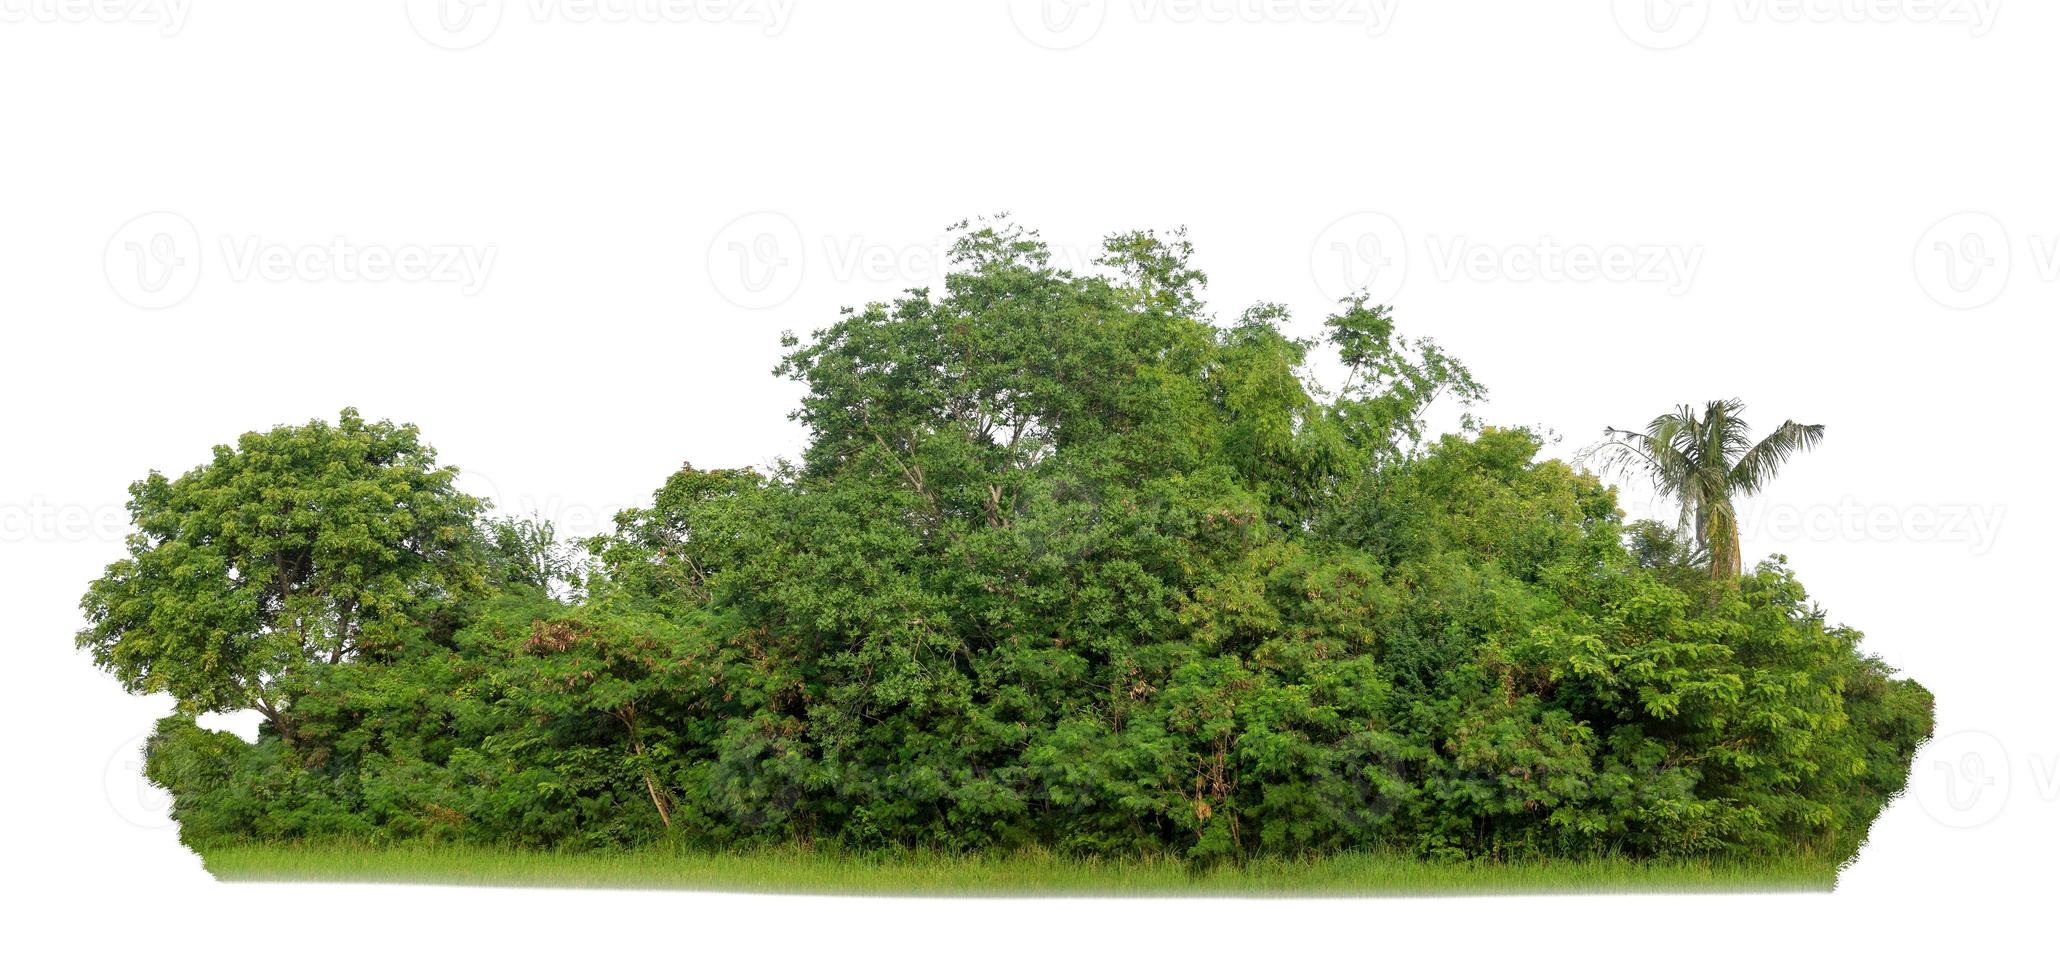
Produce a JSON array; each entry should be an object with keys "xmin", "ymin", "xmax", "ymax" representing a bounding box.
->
[
  {"xmin": 1588, "ymin": 399, "xmax": 1824, "ymax": 578},
  {"xmin": 77, "ymin": 408, "xmax": 483, "ymax": 746}
]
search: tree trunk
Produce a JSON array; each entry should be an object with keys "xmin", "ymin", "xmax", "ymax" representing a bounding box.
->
[
  {"xmin": 1710, "ymin": 531, "xmax": 1742, "ymax": 579},
  {"xmin": 252, "ymin": 692, "xmax": 299, "ymax": 750},
  {"xmin": 643, "ymin": 771, "xmax": 674, "ymax": 830},
  {"xmin": 1703, "ymin": 502, "xmax": 1744, "ymax": 579},
  {"xmin": 619, "ymin": 706, "xmax": 673, "ymax": 830}
]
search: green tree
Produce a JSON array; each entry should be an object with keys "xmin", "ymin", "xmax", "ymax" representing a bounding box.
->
[
  {"xmin": 77, "ymin": 408, "xmax": 483, "ymax": 746},
  {"xmin": 1322, "ymin": 297, "xmax": 1483, "ymax": 464},
  {"xmin": 487, "ymin": 603, "xmax": 723, "ymax": 833},
  {"xmin": 482, "ymin": 514, "xmax": 578, "ymax": 597},
  {"xmin": 1588, "ymin": 399, "xmax": 1824, "ymax": 578}
]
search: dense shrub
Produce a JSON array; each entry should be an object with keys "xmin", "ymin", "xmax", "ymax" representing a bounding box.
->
[{"xmin": 101, "ymin": 224, "xmax": 1931, "ymax": 863}]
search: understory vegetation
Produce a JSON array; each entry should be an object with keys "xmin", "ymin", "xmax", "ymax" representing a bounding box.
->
[{"xmin": 81, "ymin": 223, "xmax": 1932, "ymax": 875}]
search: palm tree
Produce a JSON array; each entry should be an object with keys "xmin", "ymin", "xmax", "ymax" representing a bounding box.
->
[{"xmin": 1587, "ymin": 399, "xmax": 1824, "ymax": 579}]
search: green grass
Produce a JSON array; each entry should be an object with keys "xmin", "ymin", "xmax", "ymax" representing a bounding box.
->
[{"xmin": 196, "ymin": 841, "xmax": 1839, "ymax": 896}]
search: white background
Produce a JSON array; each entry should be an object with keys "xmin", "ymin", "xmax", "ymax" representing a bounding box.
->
[{"xmin": 3, "ymin": 1, "xmax": 2052, "ymax": 975}]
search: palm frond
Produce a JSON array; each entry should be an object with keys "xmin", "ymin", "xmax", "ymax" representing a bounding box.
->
[{"xmin": 1730, "ymin": 420, "xmax": 1826, "ymax": 495}]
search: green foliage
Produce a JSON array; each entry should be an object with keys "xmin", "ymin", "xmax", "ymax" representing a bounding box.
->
[
  {"xmin": 86, "ymin": 224, "xmax": 1931, "ymax": 869},
  {"xmin": 78, "ymin": 409, "xmax": 484, "ymax": 745}
]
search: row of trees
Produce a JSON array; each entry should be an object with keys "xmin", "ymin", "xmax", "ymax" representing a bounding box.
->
[{"xmin": 81, "ymin": 223, "xmax": 1931, "ymax": 862}]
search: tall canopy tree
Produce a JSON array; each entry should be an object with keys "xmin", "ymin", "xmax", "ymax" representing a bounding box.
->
[
  {"xmin": 77, "ymin": 408, "xmax": 484, "ymax": 746},
  {"xmin": 1588, "ymin": 399, "xmax": 1824, "ymax": 578}
]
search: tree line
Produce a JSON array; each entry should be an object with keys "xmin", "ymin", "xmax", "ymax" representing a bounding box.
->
[{"xmin": 80, "ymin": 223, "xmax": 1932, "ymax": 862}]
